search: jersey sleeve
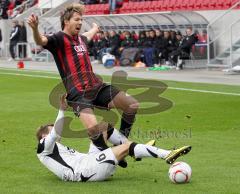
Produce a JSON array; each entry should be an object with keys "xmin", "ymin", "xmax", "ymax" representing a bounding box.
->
[
  {"xmin": 80, "ymin": 35, "xmax": 89, "ymax": 48},
  {"xmin": 42, "ymin": 32, "xmax": 60, "ymax": 52},
  {"xmin": 37, "ymin": 110, "xmax": 65, "ymax": 155}
]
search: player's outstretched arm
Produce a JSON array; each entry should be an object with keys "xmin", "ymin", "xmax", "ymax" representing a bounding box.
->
[
  {"xmin": 27, "ymin": 13, "xmax": 48, "ymax": 46},
  {"xmin": 38, "ymin": 95, "xmax": 68, "ymax": 153},
  {"xmin": 82, "ymin": 23, "xmax": 100, "ymax": 41},
  {"xmin": 53, "ymin": 94, "xmax": 68, "ymax": 137}
]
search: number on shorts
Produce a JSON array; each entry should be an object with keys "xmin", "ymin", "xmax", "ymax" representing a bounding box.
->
[{"xmin": 96, "ymin": 153, "xmax": 106, "ymax": 162}]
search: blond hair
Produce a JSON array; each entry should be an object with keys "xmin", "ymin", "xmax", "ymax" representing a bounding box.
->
[
  {"xmin": 36, "ymin": 124, "xmax": 53, "ymax": 141},
  {"xmin": 60, "ymin": 3, "xmax": 85, "ymax": 30}
]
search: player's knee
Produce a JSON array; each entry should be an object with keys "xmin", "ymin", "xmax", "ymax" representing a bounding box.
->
[
  {"xmin": 87, "ymin": 125, "xmax": 99, "ymax": 137},
  {"xmin": 88, "ymin": 122, "xmax": 108, "ymax": 137},
  {"xmin": 125, "ymin": 99, "xmax": 139, "ymax": 113},
  {"xmin": 129, "ymin": 101, "xmax": 139, "ymax": 111}
]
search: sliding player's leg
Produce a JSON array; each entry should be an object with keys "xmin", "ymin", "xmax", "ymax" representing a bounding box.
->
[
  {"xmin": 128, "ymin": 143, "xmax": 192, "ymax": 164},
  {"xmin": 105, "ymin": 116, "xmax": 156, "ymax": 162},
  {"xmin": 111, "ymin": 142, "xmax": 192, "ymax": 164},
  {"xmin": 85, "ymin": 142, "xmax": 191, "ymax": 182}
]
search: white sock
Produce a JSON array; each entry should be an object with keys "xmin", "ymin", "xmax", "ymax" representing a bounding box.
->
[
  {"xmin": 108, "ymin": 128, "xmax": 128, "ymax": 145},
  {"xmin": 133, "ymin": 144, "xmax": 171, "ymax": 159},
  {"xmin": 88, "ymin": 142, "xmax": 101, "ymax": 154}
]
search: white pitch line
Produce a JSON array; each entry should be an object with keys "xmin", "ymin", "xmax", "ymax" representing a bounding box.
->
[
  {"xmin": 0, "ymin": 67, "xmax": 58, "ymax": 75},
  {"xmin": 0, "ymin": 72, "xmax": 59, "ymax": 79},
  {"xmin": 0, "ymin": 71, "xmax": 240, "ymax": 96},
  {"xmin": 168, "ymin": 87, "xmax": 240, "ymax": 96}
]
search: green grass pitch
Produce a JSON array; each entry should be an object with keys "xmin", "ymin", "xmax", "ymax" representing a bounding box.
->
[{"xmin": 0, "ymin": 68, "xmax": 240, "ymax": 194}]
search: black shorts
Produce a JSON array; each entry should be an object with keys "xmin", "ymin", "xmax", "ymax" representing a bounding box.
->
[{"xmin": 66, "ymin": 83, "xmax": 120, "ymax": 117}]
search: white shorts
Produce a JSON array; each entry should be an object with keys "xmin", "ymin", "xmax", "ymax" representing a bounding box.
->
[{"xmin": 75, "ymin": 148, "xmax": 118, "ymax": 182}]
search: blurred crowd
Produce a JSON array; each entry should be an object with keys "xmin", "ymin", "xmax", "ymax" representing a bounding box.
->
[
  {"xmin": 88, "ymin": 27, "xmax": 207, "ymax": 69},
  {"xmin": 84, "ymin": 0, "xmax": 109, "ymax": 4},
  {"xmin": 0, "ymin": 0, "xmax": 38, "ymax": 19},
  {"xmin": 83, "ymin": 0, "xmax": 160, "ymax": 4}
]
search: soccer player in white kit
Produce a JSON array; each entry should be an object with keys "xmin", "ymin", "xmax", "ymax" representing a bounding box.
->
[{"xmin": 36, "ymin": 95, "xmax": 191, "ymax": 182}]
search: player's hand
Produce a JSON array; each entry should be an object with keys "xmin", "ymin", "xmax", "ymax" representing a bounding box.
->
[
  {"xmin": 27, "ymin": 13, "xmax": 39, "ymax": 30},
  {"xmin": 59, "ymin": 94, "xmax": 68, "ymax": 111},
  {"xmin": 92, "ymin": 23, "xmax": 100, "ymax": 33}
]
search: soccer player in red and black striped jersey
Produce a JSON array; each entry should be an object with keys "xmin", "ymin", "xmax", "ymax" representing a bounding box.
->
[{"xmin": 27, "ymin": 3, "xmax": 140, "ymax": 167}]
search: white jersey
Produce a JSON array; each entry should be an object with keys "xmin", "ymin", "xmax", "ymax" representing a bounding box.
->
[{"xmin": 37, "ymin": 111, "xmax": 118, "ymax": 182}]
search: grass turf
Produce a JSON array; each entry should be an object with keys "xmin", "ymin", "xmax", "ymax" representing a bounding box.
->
[{"xmin": 0, "ymin": 69, "xmax": 240, "ymax": 194}]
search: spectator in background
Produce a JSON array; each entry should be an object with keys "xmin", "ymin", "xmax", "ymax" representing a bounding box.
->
[
  {"xmin": 131, "ymin": 30, "xmax": 138, "ymax": 41},
  {"xmin": 145, "ymin": 30, "xmax": 150, "ymax": 39},
  {"xmin": 175, "ymin": 31, "xmax": 182, "ymax": 44},
  {"xmin": 15, "ymin": 0, "xmax": 23, "ymax": 7},
  {"xmin": 1, "ymin": 0, "xmax": 37, "ymax": 19},
  {"xmin": 84, "ymin": 0, "xmax": 97, "ymax": 4},
  {"xmin": 154, "ymin": 29, "xmax": 167, "ymax": 65},
  {"xmin": 198, "ymin": 29, "xmax": 208, "ymax": 57},
  {"xmin": 144, "ymin": 29, "xmax": 155, "ymax": 47},
  {"xmin": 0, "ymin": 0, "xmax": 10, "ymax": 19},
  {"xmin": 168, "ymin": 31, "xmax": 178, "ymax": 54},
  {"xmin": 108, "ymin": 30, "xmax": 120, "ymax": 58},
  {"xmin": 119, "ymin": 30, "xmax": 125, "ymax": 41},
  {"xmin": 109, "ymin": 0, "xmax": 123, "ymax": 13},
  {"xmin": 18, "ymin": 21, "xmax": 27, "ymax": 59},
  {"xmin": 143, "ymin": 29, "xmax": 156, "ymax": 67},
  {"xmin": 27, "ymin": 0, "xmax": 38, "ymax": 7},
  {"xmin": 137, "ymin": 31, "xmax": 146, "ymax": 47},
  {"xmin": 103, "ymin": 31, "xmax": 110, "ymax": 43},
  {"xmin": 9, "ymin": 1, "xmax": 25, "ymax": 18},
  {"xmin": 120, "ymin": 31, "xmax": 134, "ymax": 49},
  {"xmin": 9, "ymin": 20, "xmax": 20, "ymax": 61},
  {"xmin": 93, "ymin": 31, "xmax": 109, "ymax": 60},
  {"xmin": 87, "ymin": 28, "xmax": 206, "ymax": 68},
  {"xmin": 174, "ymin": 31, "xmax": 183, "ymax": 50},
  {"xmin": 162, "ymin": 31, "xmax": 171, "ymax": 65},
  {"xmin": 109, "ymin": 0, "xmax": 116, "ymax": 13},
  {"xmin": 169, "ymin": 27, "xmax": 198, "ymax": 70},
  {"xmin": 6, "ymin": 0, "xmax": 15, "ymax": 18}
]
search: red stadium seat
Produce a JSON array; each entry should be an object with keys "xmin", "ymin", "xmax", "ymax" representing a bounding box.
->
[
  {"xmin": 167, "ymin": 0, "xmax": 176, "ymax": 11},
  {"xmin": 120, "ymin": 2, "xmax": 136, "ymax": 13},
  {"xmin": 173, "ymin": 0, "xmax": 184, "ymax": 10},
  {"xmin": 194, "ymin": 0, "xmax": 201, "ymax": 10},
  {"xmin": 85, "ymin": 5, "xmax": 92, "ymax": 15},
  {"xmin": 216, "ymin": 0, "xmax": 225, "ymax": 9},
  {"xmin": 161, "ymin": 0, "xmax": 169, "ymax": 11},
  {"xmin": 86, "ymin": 0, "xmax": 237, "ymax": 15},
  {"xmin": 91, "ymin": 5, "xmax": 99, "ymax": 14},
  {"xmin": 85, "ymin": 4, "xmax": 108, "ymax": 15},
  {"xmin": 102, "ymin": 4, "xmax": 110, "ymax": 14},
  {"xmin": 221, "ymin": 0, "xmax": 233, "ymax": 9},
  {"xmin": 202, "ymin": 0, "xmax": 213, "ymax": 10},
  {"xmin": 186, "ymin": 0, "xmax": 195, "ymax": 10},
  {"xmin": 151, "ymin": 1, "xmax": 161, "ymax": 12},
  {"xmin": 143, "ymin": 1, "xmax": 152, "ymax": 12},
  {"xmin": 135, "ymin": 2, "xmax": 145, "ymax": 13},
  {"xmin": 96, "ymin": 4, "xmax": 104, "ymax": 14},
  {"xmin": 119, "ymin": 2, "xmax": 131, "ymax": 13}
]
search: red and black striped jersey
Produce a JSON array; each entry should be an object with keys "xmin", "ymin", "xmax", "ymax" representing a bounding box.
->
[{"xmin": 43, "ymin": 31, "xmax": 102, "ymax": 93}]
